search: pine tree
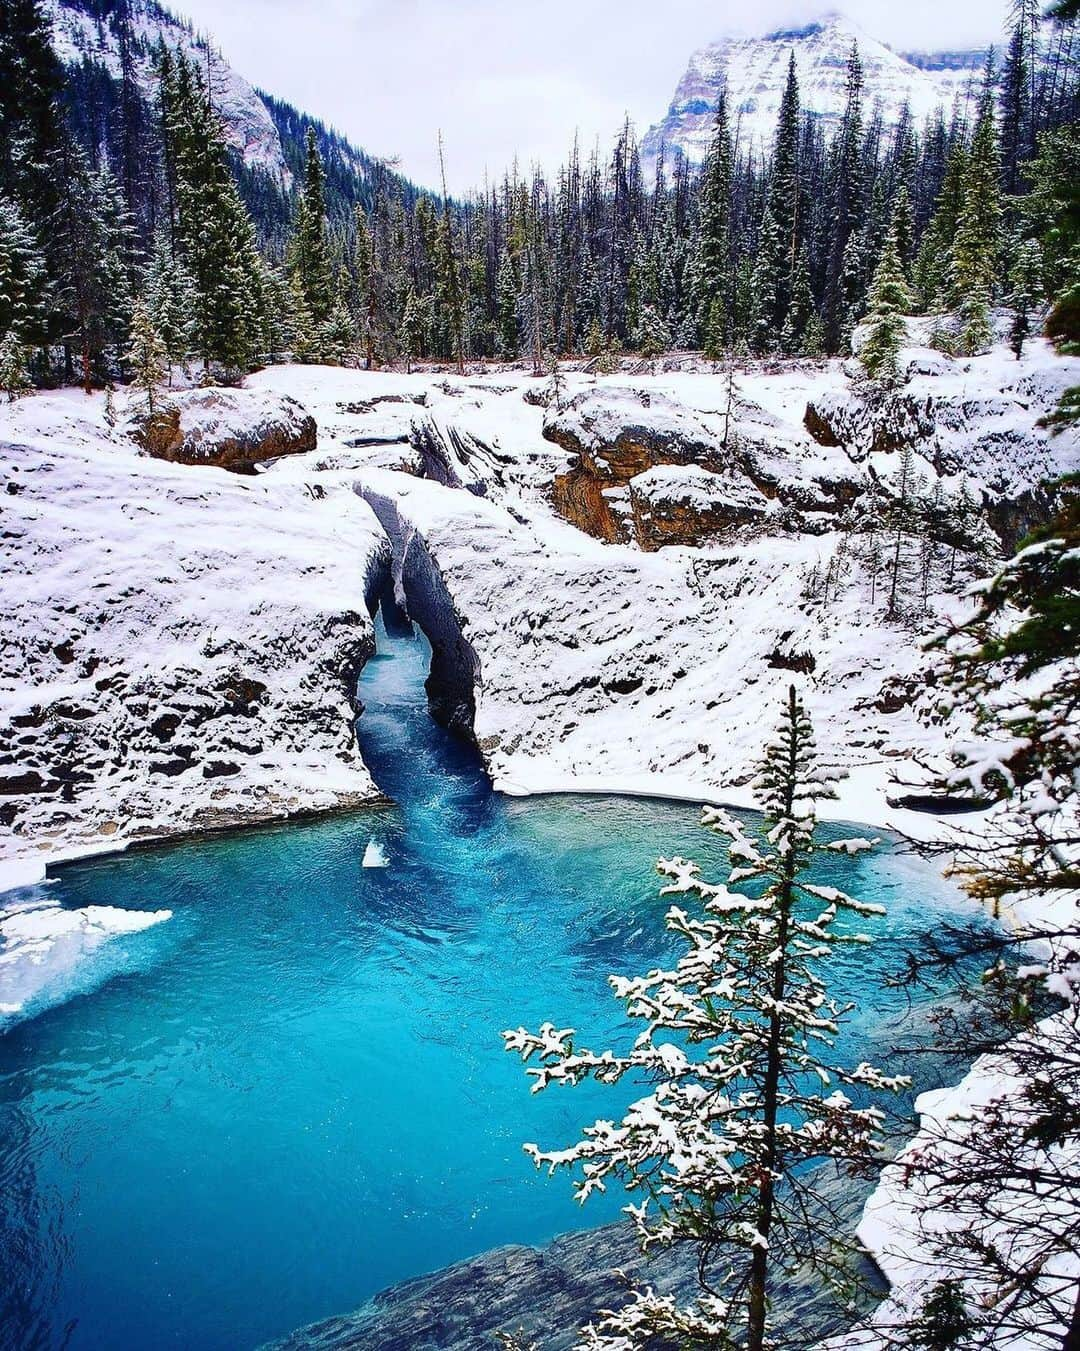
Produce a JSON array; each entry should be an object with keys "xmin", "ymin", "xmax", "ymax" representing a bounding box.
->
[
  {"xmin": 861, "ymin": 190, "xmax": 914, "ymax": 384},
  {"xmin": 0, "ymin": 197, "xmax": 48, "ymax": 349},
  {"xmin": 505, "ymin": 690, "xmax": 904, "ymax": 1351},
  {"xmin": 51, "ymin": 137, "xmax": 135, "ymax": 392},
  {"xmin": 0, "ymin": 330, "xmax": 31, "ymax": 401},
  {"xmin": 1008, "ymin": 237, "xmax": 1044, "ymax": 359},
  {"xmin": 1023, "ymin": 123, "xmax": 1080, "ymax": 358},
  {"xmin": 634, "ymin": 303, "xmax": 669, "ymax": 358},
  {"xmin": 161, "ymin": 51, "xmax": 267, "ymax": 377},
  {"xmin": 126, "ymin": 295, "xmax": 168, "ymax": 415},
  {"xmin": 914, "ymin": 137, "xmax": 970, "ymax": 312},
  {"xmin": 289, "ymin": 128, "xmax": 335, "ymax": 327},
  {"xmin": 696, "ymin": 89, "xmax": 734, "ymax": 351},
  {"xmin": 542, "ymin": 349, "xmax": 567, "ymax": 409},
  {"xmin": 750, "ymin": 54, "xmax": 801, "ymax": 353},
  {"xmin": 144, "ymin": 229, "xmax": 195, "ymax": 372},
  {"xmin": 887, "ymin": 446, "xmax": 923, "ymax": 618},
  {"xmin": 399, "ymin": 286, "xmax": 425, "ymax": 373},
  {"xmin": 780, "ymin": 246, "xmax": 815, "ymax": 354},
  {"xmin": 951, "ymin": 81, "xmax": 1002, "ymax": 356},
  {"xmin": 0, "ymin": 0, "xmax": 64, "ymax": 355},
  {"xmin": 822, "ymin": 44, "xmax": 866, "ymax": 352}
]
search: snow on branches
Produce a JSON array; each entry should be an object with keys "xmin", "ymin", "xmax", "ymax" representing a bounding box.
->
[{"xmin": 504, "ymin": 686, "xmax": 908, "ymax": 1350}]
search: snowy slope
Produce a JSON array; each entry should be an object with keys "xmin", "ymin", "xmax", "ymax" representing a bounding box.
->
[{"xmin": 642, "ymin": 11, "xmax": 986, "ymax": 171}]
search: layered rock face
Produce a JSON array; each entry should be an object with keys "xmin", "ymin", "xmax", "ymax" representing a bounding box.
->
[
  {"xmin": 629, "ymin": 464, "xmax": 773, "ymax": 549},
  {"xmin": 543, "ymin": 387, "xmax": 764, "ymax": 546},
  {"xmin": 0, "ymin": 389, "xmax": 388, "ymax": 872},
  {"xmin": 133, "ymin": 388, "xmax": 318, "ymax": 471}
]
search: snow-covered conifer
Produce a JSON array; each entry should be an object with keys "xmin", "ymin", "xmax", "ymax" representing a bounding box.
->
[
  {"xmin": 0, "ymin": 197, "xmax": 48, "ymax": 350},
  {"xmin": 1008, "ymin": 237, "xmax": 1044, "ymax": 360},
  {"xmin": 951, "ymin": 80, "xmax": 1002, "ymax": 356},
  {"xmin": 634, "ymin": 303, "xmax": 669, "ymax": 358},
  {"xmin": 861, "ymin": 191, "xmax": 914, "ymax": 384},
  {"xmin": 0, "ymin": 331, "xmax": 31, "ymax": 401},
  {"xmin": 126, "ymin": 295, "xmax": 167, "ymax": 415},
  {"xmin": 505, "ymin": 689, "xmax": 905, "ymax": 1351}
]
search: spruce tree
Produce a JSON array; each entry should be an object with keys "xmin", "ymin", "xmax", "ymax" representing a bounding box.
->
[
  {"xmin": 696, "ymin": 89, "xmax": 734, "ymax": 353},
  {"xmin": 750, "ymin": 54, "xmax": 801, "ymax": 353},
  {"xmin": 914, "ymin": 137, "xmax": 970, "ymax": 312},
  {"xmin": 951, "ymin": 82, "xmax": 1002, "ymax": 357},
  {"xmin": 1008, "ymin": 237, "xmax": 1044, "ymax": 359},
  {"xmin": 289, "ymin": 128, "xmax": 335, "ymax": 328},
  {"xmin": 506, "ymin": 689, "xmax": 904, "ymax": 1351},
  {"xmin": 126, "ymin": 295, "xmax": 168, "ymax": 415},
  {"xmin": 861, "ymin": 190, "xmax": 914, "ymax": 384},
  {"xmin": 399, "ymin": 286, "xmax": 425, "ymax": 372},
  {"xmin": 144, "ymin": 229, "xmax": 195, "ymax": 372},
  {"xmin": 634, "ymin": 303, "xmax": 669, "ymax": 358},
  {"xmin": 0, "ymin": 197, "xmax": 47, "ymax": 349},
  {"xmin": 0, "ymin": 0, "xmax": 64, "ymax": 355},
  {"xmin": 161, "ymin": 51, "xmax": 267, "ymax": 377},
  {"xmin": 0, "ymin": 330, "xmax": 31, "ymax": 400},
  {"xmin": 822, "ymin": 44, "xmax": 866, "ymax": 352}
]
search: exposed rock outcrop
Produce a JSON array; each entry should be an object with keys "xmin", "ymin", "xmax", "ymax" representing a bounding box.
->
[
  {"xmin": 132, "ymin": 388, "xmax": 317, "ymax": 471},
  {"xmin": 544, "ymin": 389, "xmax": 736, "ymax": 542},
  {"xmin": 629, "ymin": 464, "xmax": 772, "ymax": 550},
  {"xmin": 804, "ymin": 387, "xmax": 936, "ymax": 458},
  {"xmin": 266, "ymin": 1211, "xmax": 875, "ymax": 1351}
]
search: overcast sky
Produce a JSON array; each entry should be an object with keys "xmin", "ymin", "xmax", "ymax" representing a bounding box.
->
[{"xmin": 174, "ymin": 0, "xmax": 1006, "ymax": 192}]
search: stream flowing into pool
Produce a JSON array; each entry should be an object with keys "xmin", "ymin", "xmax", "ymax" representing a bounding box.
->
[{"xmin": 0, "ymin": 622, "xmax": 988, "ymax": 1350}]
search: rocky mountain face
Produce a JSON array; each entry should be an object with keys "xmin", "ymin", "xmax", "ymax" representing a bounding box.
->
[
  {"xmin": 642, "ymin": 10, "xmax": 987, "ymax": 171},
  {"xmin": 45, "ymin": 0, "xmax": 293, "ymax": 184},
  {"xmin": 45, "ymin": 0, "xmax": 417, "ymax": 238}
]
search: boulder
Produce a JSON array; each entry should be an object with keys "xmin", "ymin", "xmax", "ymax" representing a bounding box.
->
[
  {"xmin": 629, "ymin": 464, "xmax": 771, "ymax": 550},
  {"xmin": 543, "ymin": 388, "xmax": 731, "ymax": 541},
  {"xmin": 132, "ymin": 387, "xmax": 317, "ymax": 471},
  {"xmin": 804, "ymin": 387, "xmax": 936, "ymax": 459}
]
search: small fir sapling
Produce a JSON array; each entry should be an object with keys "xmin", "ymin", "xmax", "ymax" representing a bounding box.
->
[{"xmin": 126, "ymin": 296, "xmax": 168, "ymax": 416}]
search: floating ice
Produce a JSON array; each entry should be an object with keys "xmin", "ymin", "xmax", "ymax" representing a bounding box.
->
[
  {"xmin": 0, "ymin": 901, "xmax": 172, "ymax": 1026},
  {"xmin": 362, "ymin": 840, "xmax": 389, "ymax": 868}
]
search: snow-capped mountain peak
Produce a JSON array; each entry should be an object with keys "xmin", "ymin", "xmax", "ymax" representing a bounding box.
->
[{"xmin": 642, "ymin": 10, "xmax": 987, "ymax": 171}]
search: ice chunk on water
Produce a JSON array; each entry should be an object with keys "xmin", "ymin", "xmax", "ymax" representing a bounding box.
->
[
  {"xmin": 362, "ymin": 840, "xmax": 389, "ymax": 868},
  {"xmin": 0, "ymin": 900, "xmax": 172, "ymax": 1026}
]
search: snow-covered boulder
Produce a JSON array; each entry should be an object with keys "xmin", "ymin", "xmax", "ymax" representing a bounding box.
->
[
  {"xmin": 804, "ymin": 387, "xmax": 936, "ymax": 458},
  {"xmin": 629, "ymin": 464, "xmax": 772, "ymax": 549},
  {"xmin": 132, "ymin": 387, "xmax": 317, "ymax": 470}
]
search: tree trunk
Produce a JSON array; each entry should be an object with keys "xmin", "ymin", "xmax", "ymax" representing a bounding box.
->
[{"xmin": 747, "ymin": 690, "xmax": 798, "ymax": 1351}]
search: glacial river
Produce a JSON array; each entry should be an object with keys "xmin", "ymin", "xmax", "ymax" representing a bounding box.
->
[{"xmin": 0, "ymin": 619, "xmax": 988, "ymax": 1349}]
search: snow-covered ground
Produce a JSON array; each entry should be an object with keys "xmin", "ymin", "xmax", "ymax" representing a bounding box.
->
[{"xmin": 0, "ymin": 386, "xmax": 389, "ymax": 883}]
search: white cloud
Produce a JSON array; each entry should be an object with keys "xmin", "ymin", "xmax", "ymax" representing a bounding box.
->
[{"xmin": 175, "ymin": 0, "xmax": 1007, "ymax": 192}]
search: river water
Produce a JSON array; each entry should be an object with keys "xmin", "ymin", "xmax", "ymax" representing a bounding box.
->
[{"xmin": 0, "ymin": 621, "xmax": 986, "ymax": 1349}]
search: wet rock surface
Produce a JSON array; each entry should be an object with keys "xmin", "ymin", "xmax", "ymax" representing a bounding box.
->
[{"xmin": 267, "ymin": 1213, "xmax": 876, "ymax": 1351}]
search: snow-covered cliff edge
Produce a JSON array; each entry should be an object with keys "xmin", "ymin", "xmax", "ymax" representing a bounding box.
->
[{"xmin": 0, "ymin": 388, "xmax": 390, "ymax": 886}]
